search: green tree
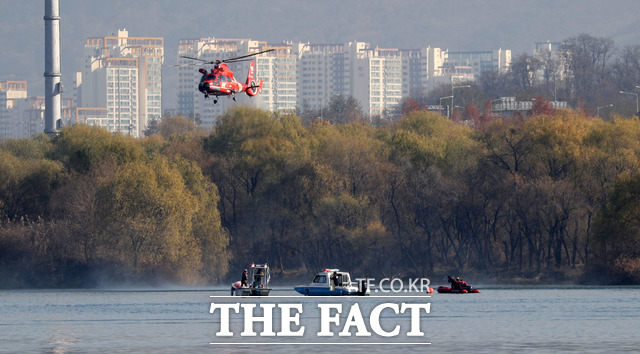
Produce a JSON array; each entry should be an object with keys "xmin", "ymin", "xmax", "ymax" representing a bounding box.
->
[
  {"xmin": 593, "ymin": 173, "xmax": 640, "ymax": 283},
  {"xmin": 50, "ymin": 124, "xmax": 144, "ymax": 173},
  {"xmin": 96, "ymin": 156, "xmax": 202, "ymax": 283}
]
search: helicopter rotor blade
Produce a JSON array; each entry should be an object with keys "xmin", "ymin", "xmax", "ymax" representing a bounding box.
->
[
  {"xmin": 219, "ymin": 49, "xmax": 275, "ymax": 64},
  {"xmin": 179, "ymin": 55, "xmax": 210, "ymax": 63},
  {"xmin": 178, "ymin": 49, "xmax": 274, "ymax": 67},
  {"xmin": 173, "ymin": 61, "xmax": 206, "ymax": 67}
]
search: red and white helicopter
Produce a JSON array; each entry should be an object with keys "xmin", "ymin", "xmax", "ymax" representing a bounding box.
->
[{"xmin": 180, "ymin": 49, "xmax": 274, "ymax": 104}]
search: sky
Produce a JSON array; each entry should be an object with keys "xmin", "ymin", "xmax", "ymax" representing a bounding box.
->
[{"xmin": 1, "ymin": 0, "xmax": 639, "ymax": 109}]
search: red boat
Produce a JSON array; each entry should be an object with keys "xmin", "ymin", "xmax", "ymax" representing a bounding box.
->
[{"xmin": 437, "ymin": 286, "xmax": 480, "ymax": 294}]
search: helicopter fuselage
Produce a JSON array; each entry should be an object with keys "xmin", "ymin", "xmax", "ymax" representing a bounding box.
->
[
  {"xmin": 198, "ymin": 74, "xmax": 242, "ymax": 97},
  {"xmin": 198, "ymin": 64, "xmax": 244, "ymax": 98}
]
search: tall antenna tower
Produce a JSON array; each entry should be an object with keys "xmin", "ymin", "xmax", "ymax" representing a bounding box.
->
[{"xmin": 44, "ymin": 0, "xmax": 62, "ymax": 136}]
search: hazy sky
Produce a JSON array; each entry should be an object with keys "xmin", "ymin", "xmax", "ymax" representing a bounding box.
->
[{"xmin": 2, "ymin": 0, "xmax": 639, "ymax": 108}]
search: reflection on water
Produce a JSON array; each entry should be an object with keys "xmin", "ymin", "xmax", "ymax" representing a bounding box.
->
[{"xmin": 0, "ymin": 286, "xmax": 639, "ymax": 353}]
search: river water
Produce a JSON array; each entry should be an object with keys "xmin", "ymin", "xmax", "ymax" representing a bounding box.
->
[{"xmin": 1, "ymin": 286, "xmax": 638, "ymax": 353}]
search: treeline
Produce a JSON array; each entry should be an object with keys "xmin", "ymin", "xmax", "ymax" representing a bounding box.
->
[
  {"xmin": 0, "ymin": 125, "xmax": 230, "ymax": 287},
  {"xmin": 3, "ymin": 105, "xmax": 640, "ymax": 287}
]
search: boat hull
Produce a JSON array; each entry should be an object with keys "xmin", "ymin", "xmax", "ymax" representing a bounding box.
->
[
  {"xmin": 437, "ymin": 286, "xmax": 480, "ymax": 294},
  {"xmin": 231, "ymin": 281, "xmax": 271, "ymax": 296},
  {"xmin": 231, "ymin": 287, "xmax": 271, "ymax": 296},
  {"xmin": 294, "ymin": 286, "xmax": 365, "ymax": 296},
  {"xmin": 233, "ymin": 287, "xmax": 271, "ymax": 296}
]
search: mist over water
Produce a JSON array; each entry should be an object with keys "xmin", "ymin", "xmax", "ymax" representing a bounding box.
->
[{"xmin": 1, "ymin": 286, "xmax": 639, "ymax": 353}]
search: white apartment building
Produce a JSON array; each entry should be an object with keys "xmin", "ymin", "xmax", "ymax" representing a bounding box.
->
[
  {"xmin": 295, "ymin": 41, "xmax": 403, "ymax": 119},
  {"xmin": 294, "ymin": 43, "xmax": 347, "ymax": 110},
  {"xmin": 350, "ymin": 45, "xmax": 403, "ymax": 118},
  {"xmin": 256, "ymin": 45, "xmax": 298, "ymax": 112},
  {"xmin": 76, "ymin": 29, "xmax": 163, "ymax": 137}
]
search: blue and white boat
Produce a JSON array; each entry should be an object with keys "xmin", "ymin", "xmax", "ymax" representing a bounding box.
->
[{"xmin": 294, "ymin": 269, "xmax": 370, "ymax": 296}]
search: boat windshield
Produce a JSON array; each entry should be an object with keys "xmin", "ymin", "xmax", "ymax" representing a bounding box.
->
[
  {"xmin": 313, "ymin": 275, "xmax": 327, "ymax": 283},
  {"xmin": 338, "ymin": 273, "xmax": 350, "ymax": 285}
]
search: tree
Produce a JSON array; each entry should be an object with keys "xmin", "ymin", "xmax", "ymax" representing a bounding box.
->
[
  {"xmin": 323, "ymin": 95, "xmax": 366, "ymax": 125},
  {"xmin": 463, "ymin": 103, "xmax": 479, "ymax": 123},
  {"xmin": 528, "ymin": 96, "xmax": 556, "ymax": 116},
  {"xmin": 535, "ymin": 47, "xmax": 563, "ymax": 100},
  {"xmin": 593, "ymin": 173, "xmax": 640, "ymax": 283},
  {"xmin": 144, "ymin": 118, "xmax": 160, "ymax": 137},
  {"xmin": 51, "ymin": 124, "xmax": 144, "ymax": 173},
  {"xmin": 157, "ymin": 115, "xmax": 200, "ymax": 138},
  {"xmin": 0, "ymin": 147, "xmax": 66, "ymax": 220},
  {"xmin": 507, "ymin": 53, "xmax": 541, "ymax": 93},
  {"xmin": 96, "ymin": 156, "xmax": 204, "ymax": 282},
  {"xmin": 561, "ymin": 33, "xmax": 615, "ymax": 107}
]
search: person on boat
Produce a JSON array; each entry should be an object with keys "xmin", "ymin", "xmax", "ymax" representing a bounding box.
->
[
  {"xmin": 253, "ymin": 269, "xmax": 264, "ymax": 288},
  {"xmin": 459, "ymin": 278, "xmax": 473, "ymax": 292},
  {"xmin": 331, "ymin": 272, "xmax": 339, "ymax": 287},
  {"xmin": 241, "ymin": 269, "xmax": 248, "ymax": 287},
  {"xmin": 448, "ymin": 275, "xmax": 462, "ymax": 291}
]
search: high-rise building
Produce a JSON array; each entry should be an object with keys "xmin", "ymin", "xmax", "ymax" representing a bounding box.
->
[
  {"xmin": 401, "ymin": 47, "xmax": 447, "ymax": 99},
  {"xmin": 257, "ymin": 44, "xmax": 298, "ymax": 112},
  {"xmin": 446, "ymin": 49, "xmax": 511, "ymax": 78},
  {"xmin": 0, "ymin": 81, "xmax": 28, "ymax": 140},
  {"xmin": 295, "ymin": 41, "xmax": 403, "ymax": 119},
  {"xmin": 348, "ymin": 44, "xmax": 403, "ymax": 118},
  {"xmin": 76, "ymin": 29, "xmax": 163, "ymax": 137},
  {"xmin": 294, "ymin": 43, "xmax": 347, "ymax": 110}
]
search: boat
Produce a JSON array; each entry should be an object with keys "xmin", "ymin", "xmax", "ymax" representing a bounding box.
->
[
  {"xmin": 294, "ymin": 269, "xmax": 369, "ymax": 296},
  {"xmin": 230, "ymin": 263, "xmax": 272, "ymax": 296},
  {"xmin": 436, "ymin": 286, "xmax": 480, "ymax": 294}
]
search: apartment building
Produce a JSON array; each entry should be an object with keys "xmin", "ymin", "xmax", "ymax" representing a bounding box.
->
[
  {"xmin": 0, "ymin": 81, "xmax": 28, "ymax": 140},
  {"xmin": 294, "ymin": 43, "xmax": 347, "ymax": 110},
  {"xmin": 76, "ymin": 29, "xmax": 163, "ymax": 137},
  {"xmin": 447, "ymin": 49, "xmax": 511, "ymax": 78},
  {"xmin": 400, "ymin": 47, "xmax": 447, "ymax": 98},
  {"xmin": 350, "ymin": 45, "xmax": 403, "ymax": 118},
  {"xmin": 257, "ymin": 45, "xmax": 298, "ymax": 112}
]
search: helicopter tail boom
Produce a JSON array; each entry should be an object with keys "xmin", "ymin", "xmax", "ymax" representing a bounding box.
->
[{"xmin": 245, "ymin": 61, "xmax": 262, "ymax": 96}]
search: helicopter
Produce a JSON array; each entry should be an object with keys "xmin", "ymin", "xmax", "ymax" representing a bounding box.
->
[{"xmin": 180, "ymin": 49, "xmax": 274, "ymax": 103}]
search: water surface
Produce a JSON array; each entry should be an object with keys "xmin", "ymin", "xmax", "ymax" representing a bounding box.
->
[{"xmin": 1, "ymin": 286, "xmax": 638, "ymax": 353}]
